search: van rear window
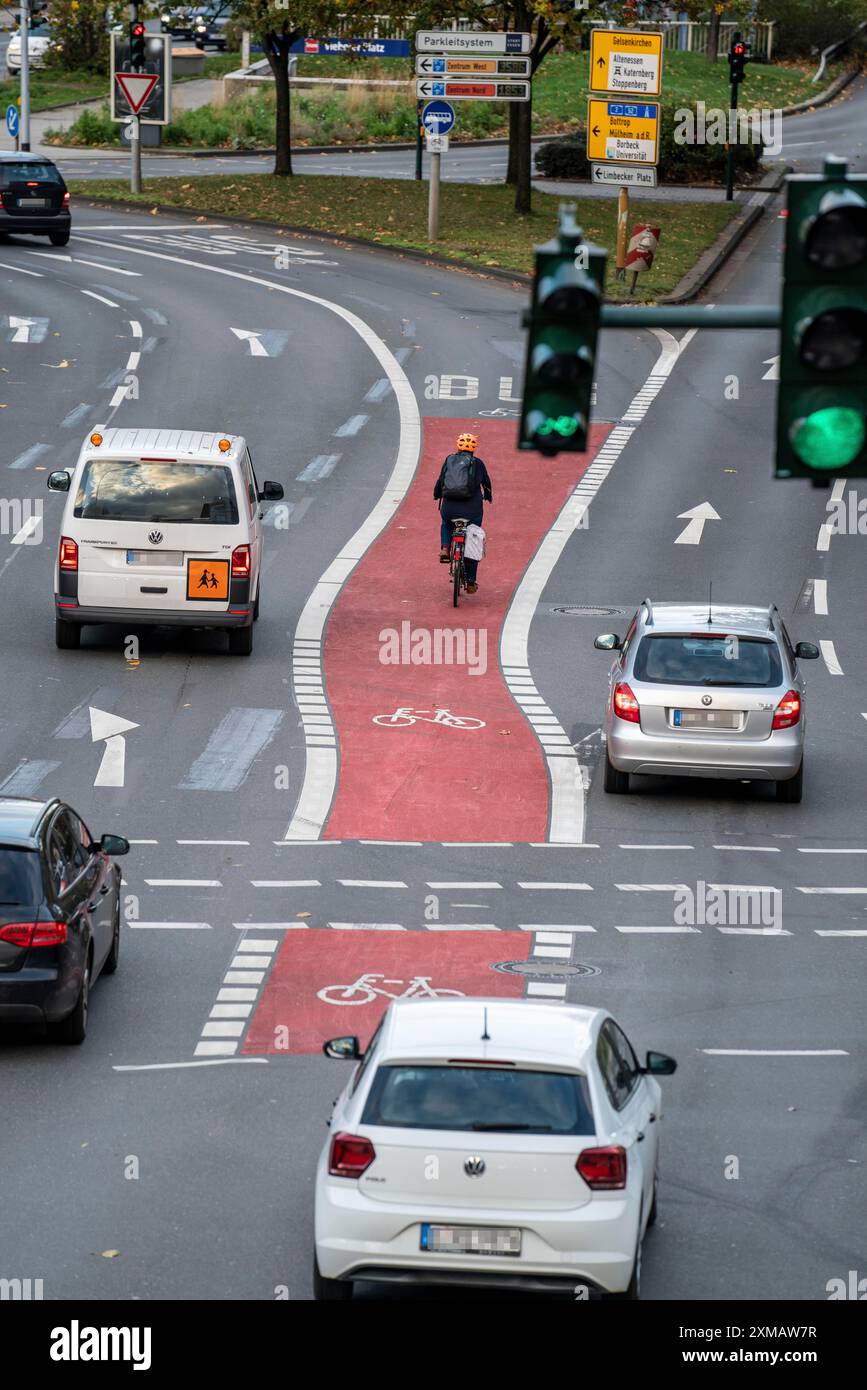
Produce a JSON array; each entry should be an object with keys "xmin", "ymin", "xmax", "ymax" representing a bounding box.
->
[{"xmin": 73, "ymin": 459, "xmax": 239, "ymax": 525}]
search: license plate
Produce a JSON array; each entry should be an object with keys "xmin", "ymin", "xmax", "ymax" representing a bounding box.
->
[
  {"xmin": 126, "ymin": 549, "xmax": 182, "ymax": 566},
  {"xmin": 19, "ymin": 197, "xmax": 46, "ymax": 207},
  {"xmin": 672, "ymin": 708, "xmax": 739, "ymax": 729},
  {"xmin": 420, "ymin": 1224, "xmax": 521, "ymax": 1257}
]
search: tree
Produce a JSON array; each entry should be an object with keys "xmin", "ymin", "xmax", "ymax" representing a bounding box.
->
[
  {"xmin": 229, "ymin": 1, "xmax": 369, "ymax": 176},
  {"xmin": 46, "ymin": 0, "xmax": 119, "ymax": 74}
]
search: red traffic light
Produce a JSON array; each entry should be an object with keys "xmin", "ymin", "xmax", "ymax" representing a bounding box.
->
[
  {"xmin": 131, "ymin": 21, "xmax": 145, "ymax": 36},
  {"xmin": 733, "ymin": 42, "xmax": 745, "ymax": 55}
]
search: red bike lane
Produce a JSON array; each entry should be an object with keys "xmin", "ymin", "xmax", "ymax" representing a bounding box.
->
[{"xmin": 322, "ymin": 417, "xmax": 612, "ymax": 842}]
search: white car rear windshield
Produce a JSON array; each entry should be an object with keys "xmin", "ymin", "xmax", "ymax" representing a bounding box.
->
[
  {"xmin": 361, "ymin": 1065, "xmax": 595, "ymax": 1134},
  {"xmin": 74, "ymin": 459, "xmax": 239, "ymax": 525},
  {"xmin": 633, "ymin": 635, "xmax": 783, "ymax": 688}
]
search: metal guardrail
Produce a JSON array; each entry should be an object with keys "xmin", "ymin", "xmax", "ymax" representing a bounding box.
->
[{"xmin": 812, "ymin": 18, "xmax": 867, "ymax": 82}]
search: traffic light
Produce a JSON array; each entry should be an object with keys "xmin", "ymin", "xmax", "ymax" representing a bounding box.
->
[
  {"xmin": 775, "ymin": 155, "xmax": 867, "ymax": 481},
  {"xmin": 728, "ymin": 36, "xmax": 748, "ymax": 86},
  {"xmin": 130, "ymin": 20, "xmax": 146, "ymax": 69},
  {"xmin": 518, "ymin": 211, "xmax": 607, "ymax": 455}
]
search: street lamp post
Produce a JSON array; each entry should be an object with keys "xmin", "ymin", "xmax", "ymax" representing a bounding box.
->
[{"xmin": 19, "ymin": 0, "xmax": 30, "ymax": 152}]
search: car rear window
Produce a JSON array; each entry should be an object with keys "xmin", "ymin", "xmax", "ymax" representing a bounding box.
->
[
  {"xmin": 361, "ymin": 1065, "xmax": 595, "ymax": 1134},
  {"xmin": 0, "ymin": 161, "xmax": 62, "ymax": 187},
  {"xmin": 0, "ymin": 849, "xmax": 42, "ymax": 906},
  {"xmin": 73, "ymin": 459, "xmax": 239, "ymax": 525},
  {"xmin": 633, "ymin": 634, "xmax": 783, "ymax": 688}
]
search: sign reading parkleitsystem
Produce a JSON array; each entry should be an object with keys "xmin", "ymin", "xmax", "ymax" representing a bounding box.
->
[
  {"xmin": 586, "ymin": 99, "xmax": 660, "ymax": 166},
  {"xmin": 416, "ymin": 30, "xmax": 531, "ymax": 55},
  {"xmin": 589, "ymin": 29, "xmax": 663, "ymax": 98}
]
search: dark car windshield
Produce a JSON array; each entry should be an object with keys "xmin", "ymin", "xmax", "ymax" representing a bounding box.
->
[
  {"xmin": 0, "ymin": 848, "xmax": 42, "ymax": 906},
  {"xmin": 361, "ymin": 1065, "xmax": 595, "ymax": 1134},
  {"xmin": 74, "ymin": 459, "xmax": 239, "ymax": 525},
  {"xmin": 633, "ymin": 634, "xmax": 783, "ymax": 688},
  {"xmin": 0, "ymin": 160, "xmax": 63, "ymax": 187}
]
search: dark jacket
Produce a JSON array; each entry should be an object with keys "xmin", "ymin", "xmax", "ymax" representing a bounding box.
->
[{"xmin": 434, "ymin": 453, "xmax": 492, "ymax": 526}]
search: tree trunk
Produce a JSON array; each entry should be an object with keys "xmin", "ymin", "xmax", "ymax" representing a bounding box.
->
[
  {"xmin": 265, "ymin": 32, "xmax": 293, "ymax": 176},
  {"xmin": 708, "ymin": 8, "xmax": 721, "ymax": 64},
  {"xmin": 506, "ymin": 103, "xmax": 519, "ymax": 185}
]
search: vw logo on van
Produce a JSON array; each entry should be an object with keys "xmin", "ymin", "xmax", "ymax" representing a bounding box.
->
[
  {"xmin": 701, "ymin": 695, "xmax": 712, "ymax": 706},
  {"xmin": 148, "ymin": 530, "xmax": 163, "ymax": 545},
  {"xmin": 463, "ymin": 1156, "xmax": 486, "ymax": 1177}
]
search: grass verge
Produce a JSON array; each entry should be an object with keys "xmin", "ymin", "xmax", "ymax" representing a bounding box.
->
[
  {"xmin": 68, "ymin": 175, "xmax": 741, "ymax": 300},
  {"xmin": 0, "ymin": 67, "xmax": 104, "ymax": 113}
]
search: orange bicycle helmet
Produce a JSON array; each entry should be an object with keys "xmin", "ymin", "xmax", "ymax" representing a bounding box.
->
[{"xmin": 456, "ymin": 432, "xmax": 477, "ymax": 452}]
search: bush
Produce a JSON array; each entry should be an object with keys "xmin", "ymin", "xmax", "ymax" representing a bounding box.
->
[{"xmin": 535, "ymin": 105, "xmax": 764, "ymax": 185}]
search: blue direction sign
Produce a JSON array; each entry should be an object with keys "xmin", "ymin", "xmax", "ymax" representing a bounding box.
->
[
  {"xmin": 289, "ymin": 37, "xmax": 411, "ymax": 57},
  {"xmin": 6, "ymin": 104, "xmax": 19, "ymax": 138},
  {"xmin": 421, "ymin": 99, "xmax": 455, "ymax": 135}
]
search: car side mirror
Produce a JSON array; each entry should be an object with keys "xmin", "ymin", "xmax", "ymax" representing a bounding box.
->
[
  {"xmin": 794, "ymin": 642, "xmax": 820, "ymax": 660},
  {"xmin": 594, "ymin": 633, "xmax": 621, "ymax": 651},
  {"xmin": 258, "ymin": 481, "xmax": 284, "ymax": 502},
  {"xmin": 47, "ymin": 471, "xmax": 71, "ymax": 492},
  {"xmin": 644, "ymin": 1050, "xmax": 677, "ymax": 1076},
  {"xmin": 323, "ymin": 1035, "xmax": 361, "ymax": 1060},
  {"xmin": 99, "ymin": 834, "xmax": 130, "ymax": 857}
]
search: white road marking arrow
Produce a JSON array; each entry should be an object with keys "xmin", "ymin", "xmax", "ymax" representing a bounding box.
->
[
  {"xmin": 89, "ymin": 706, "xmax": 139, "ymax": 788},
  {"xmin": 230, "ymin": 328, "xmax": 269, "ymax": 357},
  {"xmin": 675, "ymin": 502, "xmax": 721, "ymax": 546},
  {"xmin": 9, "ymin": 316, "xmax": 35, "ymax": 342},
  {"xmin": 762, "ymin": 355, "xmax": 780, "ymax": 381}
]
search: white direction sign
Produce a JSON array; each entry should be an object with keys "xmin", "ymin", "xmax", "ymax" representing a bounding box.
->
[
  {"xmin": 416, "ymin": 77, "xmax": 530, "ymax": 102},
  {"xmin": 591, "ymin": 163, "xmax": 657, "ymax": 189},
  {"xmin": 416, "ymin": 30, "xmax": 531, "ymax": 55}
]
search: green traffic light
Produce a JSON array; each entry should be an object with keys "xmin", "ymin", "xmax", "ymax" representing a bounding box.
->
[
  {"xmin": 538, "ymin": 416, "xmax": 580, "ymax": 439},
  {"xmin": 790, "ymin": 406, "xmax": 867, "ymax": 470}
]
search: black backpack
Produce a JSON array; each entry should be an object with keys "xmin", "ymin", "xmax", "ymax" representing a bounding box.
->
[{"xmin": 441, "ymin": 451, "xmax": 477, "ymax": 500}]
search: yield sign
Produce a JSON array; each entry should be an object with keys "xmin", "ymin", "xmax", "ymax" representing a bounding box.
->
[{"xmin": 115, "ymin": 71, "xmax": 159, "ymax": 114}]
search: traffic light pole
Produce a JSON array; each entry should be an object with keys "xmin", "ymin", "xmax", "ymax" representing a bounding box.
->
[
  {"xmin": 725, "ymin": 73, "xmax": 739, "ymax": 202},
  {"xmin": 19, "ymin": 0, "xmax": 30, "ymax": 152},
  {"xmin": 130, "ymin": 1, "xmax": 142, "ymax": 195},
  {"xmin": 415, "ymin": 101, "xmax": 423, "ymax": 180}
]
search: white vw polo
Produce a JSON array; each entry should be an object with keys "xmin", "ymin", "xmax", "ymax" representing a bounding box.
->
[
  {"xmin": 314, "ymin": 998, "xmax": 676, "ymax": 1300},
  {"xmin": 47, "ymin": 428, "xmax": 283, "ymax": 655}
]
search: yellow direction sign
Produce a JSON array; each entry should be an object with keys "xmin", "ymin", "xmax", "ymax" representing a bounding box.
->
[
  {"xmin": 586, "ymin": 99, "xmax": 660, "ymax": 167},
  {"xmin": 590, "ymin": 29, "xmax": 663, "ymax": 98}
]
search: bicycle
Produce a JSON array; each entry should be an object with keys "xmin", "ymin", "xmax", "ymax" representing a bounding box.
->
[
  {"xmin": 372, "ymin": 707, "xmax": 486, "ymax": 729},
  {"xmin": 448, "ymin": 517, "xmax": 470, "ymax": 608},
  {"xmin": 317, "ymin": 973, "xmax": 466, "ymax": 1006}
]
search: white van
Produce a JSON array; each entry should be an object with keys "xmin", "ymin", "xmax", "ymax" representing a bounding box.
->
[{"xmin": 47, "ymin": 428, "xmax": 283, "ymax": 655}]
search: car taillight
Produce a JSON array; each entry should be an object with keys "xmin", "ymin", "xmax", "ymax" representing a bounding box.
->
[
  {"xmin": 0, "ymin": 191, "xmax": 5, "ymax": 210},
  {"xmin": 59, "ymin": 536, "xmax": 78, "ymax": 571},
  {"xmin": 0, "ymin": 921, "xmax": 67, "ymax": 948},
  {"xmin": 613, "ymin": 682, "xmax": 640, "ymax": 723},
  {"xmin": 577, "ymin": 1145, "xmax": 627, "ymax": 1190},
  {"xmin": 62, "ymin": 191, "xmax": 70, "ymax": 208},
  {"xmin": 231, "ymin": 544, "xmax": 250, "ymax": 578},
  {"xmin": 328, "ymin": 1132, "xmax": 375, "ymax": 1178},
  {"xmin": 772, "ymin": 689, "xmax": 801, "ymax": 730}
]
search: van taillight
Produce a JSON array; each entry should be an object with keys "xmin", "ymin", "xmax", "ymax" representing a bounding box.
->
[
  {"xmin": 231, "ymin": 544, "xmax": 250, "ymax": 578},
  {"xmin": 577, "ymin": 1146, "xmax": 627, "ymax": 1190},
  {"xmin": 59, "ymin": 537, "xmax": 78, "ymax": 571},
  {"xmin": 328, "ymin": 1132, "xmax": 375, "ymax": 1178},
  {"xmin": 0, "ymin": 922, "xmax": 67, "ymax": 948}
]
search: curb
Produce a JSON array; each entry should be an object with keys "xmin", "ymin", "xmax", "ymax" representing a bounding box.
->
[
  {"xmin": 658, "ymin": 161, "xmax": 791, "ymax": 304},
  {"xmin": 778, "ymin": 65, "xmax": 860, "ymax": 116}
]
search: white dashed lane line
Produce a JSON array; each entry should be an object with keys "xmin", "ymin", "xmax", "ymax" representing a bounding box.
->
[
  {"xmin": 820, "ymin": 639, "xmax": 844, "ymax": 675},
  {"xmin": 81, "ymin": 289, "xmax": 119, "ymax": 307}
]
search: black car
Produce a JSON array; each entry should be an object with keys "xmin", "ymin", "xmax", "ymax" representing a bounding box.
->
[
  {"xmin": 160, "ymin": 7, "xmax": 197, "ymax": 38},
  {"xmin": 0, "ymin": 798, "xmax": 129, "ymax": 1043},
  {"xmin": 194, "ymin": 11, "xmax": 229, "ymax": 50},
  {"xmin": 0, "ymin": 154, "xmax": 71, "ymax": 246}
]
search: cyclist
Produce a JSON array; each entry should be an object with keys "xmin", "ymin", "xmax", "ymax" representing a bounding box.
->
[{"xmin": 433, "ymin": 432, "xmax": 492, "ymax": 594}]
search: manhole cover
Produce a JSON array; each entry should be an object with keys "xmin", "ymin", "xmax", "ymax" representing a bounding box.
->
[
  {"xmin": 492, "ymin": 960, "xmax": 601, "ymax": 979},
  {"xmin": 551, "ymin": 605, "xmax": 624, "ymax": 617}
]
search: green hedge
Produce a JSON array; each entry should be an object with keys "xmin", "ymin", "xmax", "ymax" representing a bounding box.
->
[{"xmin": 536, "ymin": 105, "xmax": 765, "ymax": 185}]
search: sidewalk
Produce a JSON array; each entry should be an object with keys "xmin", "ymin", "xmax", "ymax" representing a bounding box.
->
[{"xmin": 0, "ymin": 77, "xmax": 222, "ymax": 158}]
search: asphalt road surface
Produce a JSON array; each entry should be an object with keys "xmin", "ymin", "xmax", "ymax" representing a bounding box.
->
[{"xmin": 0, "ymin": 77, "xmax": 864, "ymax": 1302}]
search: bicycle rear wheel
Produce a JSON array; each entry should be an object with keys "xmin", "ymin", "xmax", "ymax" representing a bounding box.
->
[{"xmin": 452, "ymin": 550, "xmax": 462, "ymax": 607}]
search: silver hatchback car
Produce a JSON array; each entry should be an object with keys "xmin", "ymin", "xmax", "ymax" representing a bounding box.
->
[{"xmin": 594, "ymin": 600, "xmax": 820, "ymax": 803}]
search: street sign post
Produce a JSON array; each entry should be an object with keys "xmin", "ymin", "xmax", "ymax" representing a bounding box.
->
[
  {"xmin": 586, "ymin": 99, "xmax": 660, "ymax": 166},
  {"xmin": 420, "ymin": 101, "xmax": 455, "ymax": 242},
  {"xmin": 415, "ymin": 55, "xmax": 531, "ymax": 77},
  {"xmin": 416, "ymin": 77, "xmax": 530, "ymax": 102},
  {"xmin": 110, "ymin": 31, "xmax": 171, "ymax": 125},
  {"xmin": 416, "ymin": 31, "xmax": 531, "ymax": 55},
  {"xmin": 591, "ymin": 163, "xmax": 657, "ymax": 189},
  {"xmin": 589, "ymin": 29, "xmax": 663, "ymax": 98}
]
